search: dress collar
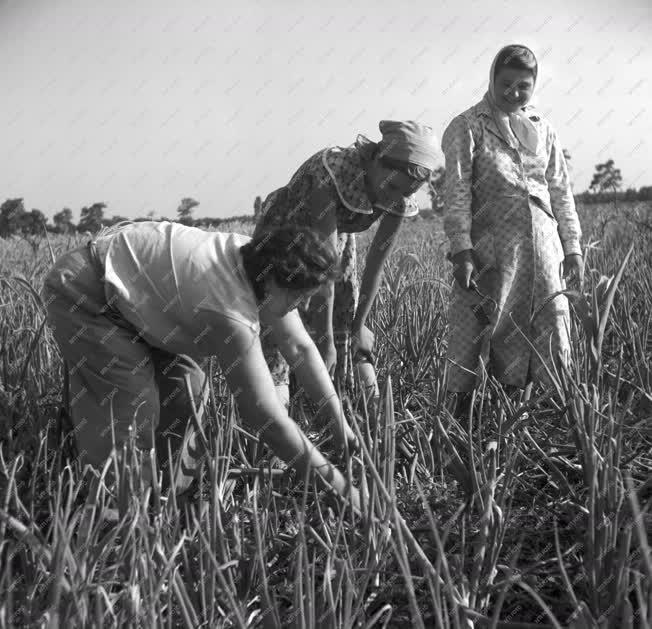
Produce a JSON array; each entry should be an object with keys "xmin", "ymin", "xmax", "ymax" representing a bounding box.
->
[
  {"xmin": 322, "ymin": 146, "xmax": 375, "ymax": 215},
  {"xmin": 476, "ymin": 93, "xmax": 541, "ymax": 121},
  {"xmin": 321, "ymin": 146, "xmax": 419, "ymax": 216}
]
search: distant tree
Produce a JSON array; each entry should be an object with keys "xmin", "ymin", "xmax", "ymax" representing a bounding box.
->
[
  {"xmin": 77, "ymin": 202, "xmax": 107, "ymax": 233},
  {"xmin": 623, "ymin": 188, "xmax": 638, "ymax": 202},
  {"xmin": 0, "ymin": 198, "xmax": 27, "ymax": 238},
  {"xmin": 589, "ymin": 159, "xmax": 623, "ymax": 194},
  {"xmin": 53, "ymin": 208, "xmax": 76, "ymax": 234},
  {"xmin": 177, "ymin": 197, "xmax": 199, "ymax": 225},
  {"xmin": 428, "ymin": 166, "xmax": 446, "ymax": 214},
  {"xmin": 638, "ymin": 186, "xmax": 652, "ymax": 201},
  {"xmin": 253, "ymin": 195, "xmax": 263, "ymax": 219},
  {"xmin": 22, "ymin": 209, "xmax": 47, "ymax": 235},
  {"xmin": 574, "ymin": 183, "xmax": 652, "ymax": 205},
  {"xmin": 16, "ymin": 209, "xmax": 48, "ymax": 254}
]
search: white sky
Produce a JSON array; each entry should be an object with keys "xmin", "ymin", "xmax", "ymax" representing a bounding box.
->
[{"xmin": 1, "ymin": 0, "xmax": 650, "ymax": 220}]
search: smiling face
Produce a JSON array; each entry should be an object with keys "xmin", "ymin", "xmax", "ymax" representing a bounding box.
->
[
  {"xmin": 365, "ymin": 161, "xmax": 424, "ymax": 212},
  {"xmin": 492, "ymin": 67, "xmax": 535, "ymax": 114}
]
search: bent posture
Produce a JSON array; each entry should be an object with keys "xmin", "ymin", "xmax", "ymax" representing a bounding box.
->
[
  {"xmin": 442, "ymin": 45, "xmax": 583, "ymax": 396},
  {"xmin": 255, "ymin": 120, "xmax": 438, "ymax": 407},
  {"xmin": 43, "ymin": 221, "xmax": 358, "ymax": 505}
]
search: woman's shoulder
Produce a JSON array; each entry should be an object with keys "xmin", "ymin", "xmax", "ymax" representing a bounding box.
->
[
  {"xmin": 441, "ymin": 107, "xmax": 480, "ymax": 149},
  {"xmin": 282, "ymin": 148, "xmax": 339, "ymax": 208},
  {"xmin": 320, "ymin": 144, "xmax": 375, "ymax": 215},
  {"xmin": 450, "ymin": 101, "xmax": 487, "ymax": 125},
  {"xmin": 286, "ymin": 143, "xmax": 373, "ymax": 215},
  {"xmin": 287, "ymin": 148, "xmax": 332, "ymax": 187},
  {"xmin": 445, "ymin": 100, "xmax": 486, "ymax": 129}
]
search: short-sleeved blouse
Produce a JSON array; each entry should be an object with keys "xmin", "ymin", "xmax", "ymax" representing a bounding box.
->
[{"xmin": 256, "ymin": 143, "xmax": 420, "ymax": 235}]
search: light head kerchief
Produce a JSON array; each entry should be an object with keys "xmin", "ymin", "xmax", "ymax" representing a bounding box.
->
[
  {"xmin": 377, "ymin": 120, "xmax": 438, "ymax": 172},
  {"xmin": 486, "ymin": 45, "xmax": 539, "ymax": 154}
]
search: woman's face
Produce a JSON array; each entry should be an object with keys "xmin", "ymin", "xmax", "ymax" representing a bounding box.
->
[
  {"xmin": 366, "ymin": 162, "xmax": 424, "ymax": 212},
  {"xmin": 493, "ymin": 67, "xmax": 535, "ymax": 113},
  {"xmin": 262, "ymin": 279, "xmax": 318, "ymax": 318}
]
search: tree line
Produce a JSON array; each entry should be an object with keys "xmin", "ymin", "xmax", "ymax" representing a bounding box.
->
[
  {"xmin": 0, "ymin": 197, "xmax": 256, "ymax": 239},
  {"xmin": 427, "ymin": 157, "xmax": 652, "ymax": 214},
  {"xmin": 1, "ymin": 158, "xmax": 649, "ymax": 239}
]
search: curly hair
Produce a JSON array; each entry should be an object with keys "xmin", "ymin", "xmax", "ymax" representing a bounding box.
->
[{"xmin": 240, "ymin": 226, "xmax": 341, "ymax": 301}]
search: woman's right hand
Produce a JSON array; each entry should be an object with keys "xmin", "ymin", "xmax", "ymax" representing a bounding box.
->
[
  {"xmin": 331, "ymin": 417, "xmax": 360, "ymax": 456},
  {"xmin": 211, "ymin": 314, "xmax": 358, "ymax": 506},
  {"xmin": 451, "ymin": 249, "xmax": 477, "ymax": 290}
]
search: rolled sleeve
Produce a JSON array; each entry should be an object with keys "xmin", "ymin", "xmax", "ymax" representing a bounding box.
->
[
  {"xmin": 442, "ymin": 115, "xmax": 474, "ymax": 255},
  {"xmin": 545, "ymin": 128, "xmax": 582, "ymax": 256}
]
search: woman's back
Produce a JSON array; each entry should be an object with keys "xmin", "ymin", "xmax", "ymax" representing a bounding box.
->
[{"xmin": 95, "ymin": 221, "xmax": 259, "ymax": 358}]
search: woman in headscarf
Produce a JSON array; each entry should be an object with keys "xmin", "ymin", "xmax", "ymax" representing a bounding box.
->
[
  {"xmin": 441, "ymin": 45, "xmax": 583, "ymax": 403},
  {"xmin": 42, "ymin": 221, "xmax": 360, "ymax": 506},
  {"xmin": 255, "ymin": 120, "xmax": 438, "ymax": 407}
]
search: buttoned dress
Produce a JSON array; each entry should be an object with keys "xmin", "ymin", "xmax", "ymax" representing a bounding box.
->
[{"xmin": 442, "ymin": 95, "xmax": 582, "ymax": 391}]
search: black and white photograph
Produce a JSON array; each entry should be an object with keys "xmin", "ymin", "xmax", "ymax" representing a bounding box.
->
[{"xmin": 0, "ymin": 0, "xmax": 651, "ymax": 626}]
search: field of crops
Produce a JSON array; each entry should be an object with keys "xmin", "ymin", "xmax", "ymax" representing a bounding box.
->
[{"xmin": 0, "ymin": 201, "xmax": 651, "ymax": 628}]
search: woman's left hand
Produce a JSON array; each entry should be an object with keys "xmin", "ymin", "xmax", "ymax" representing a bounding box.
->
[
  {"xmin": 351, "ymin": 325, "xmax": 375, "ymax": 362},
  {"xmin": 331, "ymin": 418, "xmax": 360, "ymax": 456},
  {"xmin": 563, "ymin": 254, "xmax": 584, "ymax": 288}
]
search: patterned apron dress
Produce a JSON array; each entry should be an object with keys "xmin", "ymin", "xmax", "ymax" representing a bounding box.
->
[
  {"xmin": 442, "ymin": 95, "xmax": 582, "ymax": 392},
  {"xmin": 255, "ymin": 142, "xmax": 419, "ymax": 393}
]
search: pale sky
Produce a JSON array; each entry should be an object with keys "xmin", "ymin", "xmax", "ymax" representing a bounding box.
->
[{"xmin": 1, "ymin": 0, "xmax": 650, "ymax": 220}]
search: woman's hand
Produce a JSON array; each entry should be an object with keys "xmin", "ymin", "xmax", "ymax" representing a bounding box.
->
[
  {"xmin": 351, "ymin": 325, "xmax": 375, "ymax": 362},
  {"xmin": 330, "ymin": 416, "xmax": 360, "ymax": 456},
  {"xmin": 266, "ymin": 310, "xmax": 358, "ymax": 456},
  {"xmin": 203, "ymin": 311, "xmax": 357, "ymax": 500},
  {"xmin": 451, "ymin": 249, "xmax": 477, "ymax": 289},
  {"xmin": 563, "ymin": 253, "xmax": 584, "ymax": 288},
  {"xmin": 317, "ymin": 336, "xmax": 337, "ymax": 377}
]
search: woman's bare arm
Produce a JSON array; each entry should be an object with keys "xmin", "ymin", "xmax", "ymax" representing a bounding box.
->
[{"xmin": 205, "ymin": 313, "xmax": 359, "ymax": 503}]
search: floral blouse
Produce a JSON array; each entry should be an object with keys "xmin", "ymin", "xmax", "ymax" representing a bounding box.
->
[
  {"xmin": 256, "ymin": 143, "xmax": 420, "ymax": 235},
  {"xmin": 441, "ymin": 95, "xmax": 582, "ymax": 257}
]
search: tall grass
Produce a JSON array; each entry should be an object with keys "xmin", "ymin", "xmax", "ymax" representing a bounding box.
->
[{"xmin": 0, "ymin": 203, "xmax": 650, "ymax": 627}]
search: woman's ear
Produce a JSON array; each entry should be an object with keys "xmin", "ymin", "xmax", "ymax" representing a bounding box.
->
[{"xmin": 261, "ymin": 276, "xmax": 278, "ymax": 298}]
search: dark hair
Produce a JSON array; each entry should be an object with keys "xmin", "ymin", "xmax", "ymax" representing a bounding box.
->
[
  {"xmin": 355, "ymin": 135, "xmax": 432, "ymax": 183},
  {"xmin": 240, "ymin": 226, "xmax": 341, "ymax": 300},
  {"xmin": 493, "ymin": 45, "xmax": 537, "ymax": 82}
]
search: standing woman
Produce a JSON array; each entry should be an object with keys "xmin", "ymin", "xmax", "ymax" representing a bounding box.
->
[
  {"xmin": 441, "ymin": 45, "xmax": 584, "ymax": 398},
  {"xmin": 255, "ymin": 121, "xmax": 438, "ymax": 406}
]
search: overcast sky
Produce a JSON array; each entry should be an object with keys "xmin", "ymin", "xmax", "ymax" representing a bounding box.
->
[{"xmin": 1, "ymin": 0, "xmax": 650, "ymax": 220}]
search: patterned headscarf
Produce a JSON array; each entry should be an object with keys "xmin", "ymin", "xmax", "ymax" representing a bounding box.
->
[
  {"xmin": 486, "ymin": 45, "xmax": 539, "ymax": 154},
  {"xmin": 377, "ymin": 120, "xmax": 438, "ymax": 171}
]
